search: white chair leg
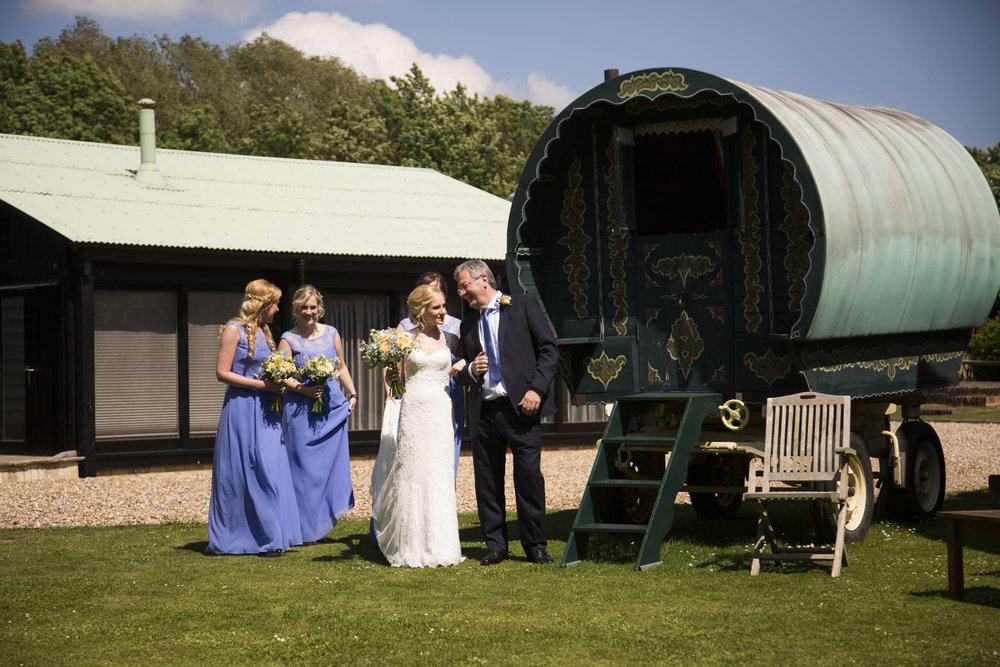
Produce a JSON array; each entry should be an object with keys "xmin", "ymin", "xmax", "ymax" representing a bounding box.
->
[
  {"xmin": 831, "ymin": 500, "xmax": 847, "ymax": 577},
  {"xmin": 750, "ymin": 516, "xmax": 767, "ymax": 575}
]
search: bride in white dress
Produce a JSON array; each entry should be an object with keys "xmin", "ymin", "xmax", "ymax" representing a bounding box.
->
[{"xmin": 371, "ymin": 285, "xmax": 467, "ymax": 567}]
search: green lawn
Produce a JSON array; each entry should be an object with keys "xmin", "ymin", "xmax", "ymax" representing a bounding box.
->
[{"xmin": 2, "ymin": 492, "xmax": 999, "ymax": 665}]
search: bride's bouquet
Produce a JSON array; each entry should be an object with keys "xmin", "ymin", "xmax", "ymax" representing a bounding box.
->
[
  {"xmin": 255, "ymin": 349, "xmax": 299, "ymax": 411},
  {"xmin": 360, "ymin": 328, "xmax": 415, "ymax": 398},
  {"xmin": 299, "ymin": 354, "xmax": 340, "ymax": 412}
]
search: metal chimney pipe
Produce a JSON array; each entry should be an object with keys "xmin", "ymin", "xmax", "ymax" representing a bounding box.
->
[
  {"xmin": 604, "ymin": 69, "xmax": 619, "ymax": 82},
  {"xmin": 136, "ymin": 98, "xmax": 166, "ymax": 186}
]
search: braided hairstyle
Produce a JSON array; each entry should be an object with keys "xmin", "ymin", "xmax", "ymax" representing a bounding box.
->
[{"xmin": 223, "ymin": 279, "xmax": 282, "ymax": 356}]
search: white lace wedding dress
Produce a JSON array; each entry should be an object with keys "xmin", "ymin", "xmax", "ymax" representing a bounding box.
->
[{"xmin": 370, "ymin": 347, "xmax": 464, "ymax": 567}]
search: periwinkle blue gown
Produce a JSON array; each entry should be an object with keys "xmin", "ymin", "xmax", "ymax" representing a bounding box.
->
[
  {"xmin": 281, "ymin": 325, "xmax": 355, "ymax": 542},
  {"xmin": 207, "ymin": 322, "xmax": 302, "ymax": 555}
]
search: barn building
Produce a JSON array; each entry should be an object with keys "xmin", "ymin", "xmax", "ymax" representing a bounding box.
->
[{"xmin": 0, "ymin": 104, "xmax": 602, "ymax": 476}]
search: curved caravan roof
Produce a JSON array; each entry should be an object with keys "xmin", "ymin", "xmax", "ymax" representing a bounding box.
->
[{"xmin": 509, "ymin": 68, "xmax": 1000, "ymax": 341}]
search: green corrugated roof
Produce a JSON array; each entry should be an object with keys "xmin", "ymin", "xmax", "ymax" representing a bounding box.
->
[{"xmin": 0, "ymin": 133, "xmax": 510, "ymax": 260}]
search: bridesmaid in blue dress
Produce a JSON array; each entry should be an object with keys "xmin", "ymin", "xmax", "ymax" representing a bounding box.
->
[
  {"xmin": 207, "ymin": 279, "xmax": 302, "ymax": 557},
  {"xmin": 279, "ymin": 286, "xmax": 358, "ymax": 544}
]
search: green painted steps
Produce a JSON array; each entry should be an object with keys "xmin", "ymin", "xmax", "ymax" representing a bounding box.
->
[{"xmin": 561, "ymin": 392, "xmax": 722, "ymax": 571}]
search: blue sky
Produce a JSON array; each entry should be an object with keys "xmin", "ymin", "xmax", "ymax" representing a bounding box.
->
[{"xmin": 2, "ymin": 0, "xmax": 997, "ymax": 148}]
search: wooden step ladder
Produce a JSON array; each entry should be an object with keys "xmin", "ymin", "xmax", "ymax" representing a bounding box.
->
[{"xmin": 561, "ymin": 392, "xmax": 722, "ymax": 571}]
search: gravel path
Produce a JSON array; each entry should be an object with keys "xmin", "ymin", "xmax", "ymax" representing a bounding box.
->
[{"xmin": 2, "ymin": 422, "xmax": 998, "ymax": 529}]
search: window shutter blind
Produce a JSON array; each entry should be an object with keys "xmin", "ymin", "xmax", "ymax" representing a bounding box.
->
[
  {"xmin": 94, "ymin": 291, "xmax": 178, "ymax": 439},
  {"xmin": 188, "ymin": 292, "xmax": 242, "ymax": 435},
  {"xmin": 323, "ymin": 293, "xmax": 389, "ymax": 431}
]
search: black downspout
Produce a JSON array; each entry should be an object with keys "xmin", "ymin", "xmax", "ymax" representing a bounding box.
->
[
  {"xmin": 76, "ymin": 257, "xmax": 96, "ymax": 476},
  {"xmin": 177, "ymin": 285, "xmax": 190, "ymax": 445}
]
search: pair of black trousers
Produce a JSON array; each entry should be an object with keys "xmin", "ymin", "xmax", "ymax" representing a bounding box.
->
[{"xmin": 472, "ymin": 399, "xmax": 546, "ymax": 554}]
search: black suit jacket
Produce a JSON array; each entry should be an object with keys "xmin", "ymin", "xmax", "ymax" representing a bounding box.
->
[{"xmin": 458, "ymin": 292, "xmax": 559, "ymax": 428}]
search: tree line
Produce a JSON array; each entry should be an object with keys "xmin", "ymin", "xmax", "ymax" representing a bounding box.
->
[
  {"xmin": 1, "ymin": 16, "xmax": 997, "ymax": 207},
  {"xmin": 0, "ymin": 16, "xmax": 554, "ymax": 198}
]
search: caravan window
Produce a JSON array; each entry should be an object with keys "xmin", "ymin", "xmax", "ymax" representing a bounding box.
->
[{"xmin": 633, "ymin": 125, "xmax": 728, "ymax": 235}]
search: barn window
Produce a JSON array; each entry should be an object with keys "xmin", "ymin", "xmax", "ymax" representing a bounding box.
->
[
  {"xmin": 323, "ymin": 293, "xmax": 391, "ymax": 432},
  {"xmin": 187, "ymin": 291, "xmax": 242, "ymax": 435},
  {"xmin": 94, "ymin": 290, "xmax": 179, "ymax": 439},
  {"xmin": 633, "ymin": 124, "xmax": 729, "ymax": 235}
]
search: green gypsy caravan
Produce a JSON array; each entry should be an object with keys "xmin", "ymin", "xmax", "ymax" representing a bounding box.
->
[{"xmin": 507, "ymin": 68, "xmax": 1000, "ymax": 569}]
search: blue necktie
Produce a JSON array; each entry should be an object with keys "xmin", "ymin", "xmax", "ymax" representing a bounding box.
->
[{"xmin": 481, "ymin": 308, "xmax": 502, "ymax": 383}]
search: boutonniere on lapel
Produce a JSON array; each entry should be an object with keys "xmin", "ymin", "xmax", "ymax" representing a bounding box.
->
[{"xmin": 499, "ymin": 295, "xmax": 512, "ymax": 308}]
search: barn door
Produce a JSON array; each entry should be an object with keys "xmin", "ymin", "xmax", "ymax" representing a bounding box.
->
[
  {"xmin": 638, "ymin": 232, "xmax": 732, "ymax": 391},
  {"xmin": 1, "ymin": 286, "xmax": 60, "ymax": 455}
]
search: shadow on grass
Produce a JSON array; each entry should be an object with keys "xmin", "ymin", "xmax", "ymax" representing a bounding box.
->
[
  {"xmin": 903, "ymin": 489, "xmax": 1000, "ymax": 609},
  {"xmin": 177, "ymin": 540, "xmax": 209, "ymax": 554},
  {"xmin": 552, "ymin": 503, "xmax": 764, "ymax": 568},
  {"xmin": 911, "ymin": 586, "xmax": 1000, "ymax": 609},
  {"xmin": 905, "ymin": 489, "xmax": 1000, "ymax": 554},
  {"xmin": 311, "ymin": 527, "xmax": 386, "ymax": 564}
]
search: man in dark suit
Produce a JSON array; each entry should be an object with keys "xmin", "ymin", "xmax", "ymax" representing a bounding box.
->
[{"xmin": 452, "ymin": 259, "xmax": 559, "ymax": 565}]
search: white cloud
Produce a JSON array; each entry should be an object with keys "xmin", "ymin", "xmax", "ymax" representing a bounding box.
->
[
  {"xmin": 525, "ymin": 73, "xmax": 577, "ymax": 111},
  {"xmin": 242, "ymin": 11, "xmax": 574, "ymax": 109},
  {"xmin": 22, "ymin": 0, "xmax": 260, "ymax": 22}
]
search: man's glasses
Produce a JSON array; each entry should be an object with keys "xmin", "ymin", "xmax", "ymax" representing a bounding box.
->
[{"xmin": 457, "ymin": 275, "xmax": 484, "ymax": 294}]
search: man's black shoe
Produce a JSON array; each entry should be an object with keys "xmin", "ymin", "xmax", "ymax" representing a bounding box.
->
[
  {"xmin": 526, "ymin": 547, "xmax": 554, "ymax": 564},
  {"xmin": 480, "ymin": 550, "xmax": 508, "ymax": 565}
]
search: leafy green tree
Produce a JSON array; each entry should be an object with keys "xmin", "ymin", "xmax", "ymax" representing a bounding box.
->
[
  {"xmin": 430, "ymin": 85, "xmax": 520, "ymax": 197},
  {"xmin": 32, "ymin": 15, "xmax": 113, "ymax": 62},
  {"xmin": 229, "ymin": 35, "xmax": 367, "ymax": 129},
  {"xmin": 968, "ymin": 316, "xmax": 1000, "ymax": 360},
  {"xmin": 6, "ymin": 51, "xmax": 132, "ymax": 143},
  {"xmin": 239, "ymin": 98, "xmax": 311, "ymax": 158},
  {"xmin": 158, "ymin": 35, "xmax": 248, "ymax": 148},
  {"xmin": 966, "ymin": 142, "xmax": 1000, "ymax": 322},
  {"xmin": 482, "ymin": 94, "xmax": 554, "ymax": 172},
  {"xmin": 1, "ymin": 18, "xmax": 556, "ymax": 196},
  {"xmin": 0, "ymin": 40, "xmax": 30, "ymax": 132},
  {"xmin": 967, "ymin": 142, "xmax": 1000, "ymax": 213},
  {"xmin": 378, "ymin": 64, "xmax": 441, "ymax": 168},
  {"xmin": 158, "ymin": 103, "xmax": 228, "ymax": 153},
  {"xmin": 106, "ymin": 35, "xmax": 182, "ymax": 121},
  {"xmin": 311, "ymin": 98, "xmax": 392, "ymax": 164}
]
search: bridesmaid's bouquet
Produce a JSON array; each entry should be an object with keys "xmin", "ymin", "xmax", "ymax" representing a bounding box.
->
[
  {"xmin": 360, "ymin": 328, "xmax": 415, "ymax": 398},
  {"xmin": 255, "ymin": 349, "xmax": 299, "ymax": 411},
  {"xmin": 299, "ymin": 354, "xmax": 340, "ymax": 412}
]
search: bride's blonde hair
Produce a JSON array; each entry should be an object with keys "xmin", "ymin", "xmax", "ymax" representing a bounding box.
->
[
  {"xmin": 407, "ymin": 284, "xmax": 444, "ymax": 329},
  {"xmin": 221, "ymin": 279, "xmax": 281, "ymax": 356}
]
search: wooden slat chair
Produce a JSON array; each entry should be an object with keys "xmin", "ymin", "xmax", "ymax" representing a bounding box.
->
[{"xmin": 745, "ymin": 392, "xmax": 853, "ymax": 577}]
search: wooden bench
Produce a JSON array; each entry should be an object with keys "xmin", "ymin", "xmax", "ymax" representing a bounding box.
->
[{"xmin": 937, "ymin": 510, "xmax": 1000, "ymax": 601}]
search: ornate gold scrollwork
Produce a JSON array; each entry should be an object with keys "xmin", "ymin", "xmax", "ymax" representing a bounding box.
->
[
  {"xmin": 739, "ymin": 126, "xmax": 763, "ymax": 333},
  {"xmin": 586, "ymin": 350, "xmax": 627, "ymax": 390},
  {"xmin": 558, "ymin": 157, "xmax": 591, "ymax": 318},
  {"xmin": 743, "ymin": 348, "xmax": 794, "ymax": 386},
  {"xmin": 617, "ymin": 70, "xmax": 688, "ymax": 99},
  {"xmin": 603, "ymin": 142, "xmax": 629, "ymax": 335},
  {"xmin": 666, "ymin": 312, "xmax": 704, "ymax": 380},
  {"xmin": 651, "ymin": 253, "xmax": 716, "ymax": 287}
]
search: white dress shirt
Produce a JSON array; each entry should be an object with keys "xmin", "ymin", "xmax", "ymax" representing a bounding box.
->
[{"xmin": 478, "ymin": 292, "xmax": 507, "ymax": 400}]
